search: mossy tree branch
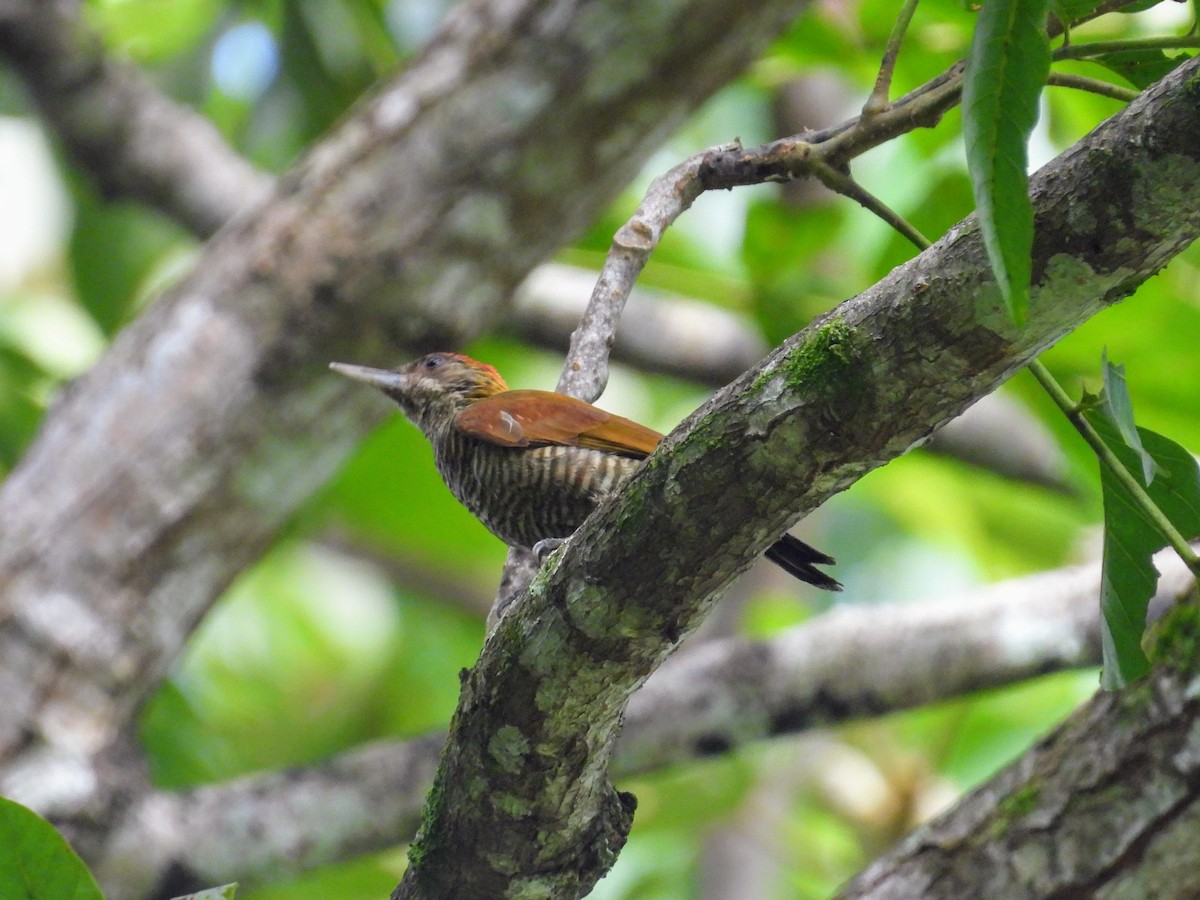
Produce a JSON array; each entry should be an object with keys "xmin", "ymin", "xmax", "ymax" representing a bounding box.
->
[{"xmin": 395, "ymin": 57, "xmax": 1200, "ymax": 897}]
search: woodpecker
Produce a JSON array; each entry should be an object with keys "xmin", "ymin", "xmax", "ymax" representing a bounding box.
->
[{"xmin": 330, "ymin": 352, "xmax": 840, "ymax": 591}]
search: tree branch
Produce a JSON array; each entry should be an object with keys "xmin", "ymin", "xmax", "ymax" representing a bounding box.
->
[
  {"xmin": 512, "ymin": 263, "xmax": 770, "ymax": 385},
  {"xmin": 393, "ymin": 57, "xmax": 1200, "ymax": 896},
  {"xmin": 98, "ymin": 549, "xmax": 1198, "ymax": 896},
  {"xmin": 839, "ymin": 649, "xmax": 1200, "ymax": 897},
  {"xmin": 513, "ymin": 264, "xmax": 1074, "ymax": 492},
  {"xmin": 554, "ymin": 143, "xmax": 742, "ymax": 402}
]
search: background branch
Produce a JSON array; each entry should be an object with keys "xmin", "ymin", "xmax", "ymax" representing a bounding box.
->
[
  {"xmin": 0, "ymin": 0, "xmax": 820, "ymax": 865},
  {"xmin": 839, "ymin": 655, "xmax": 1200, "ymax": 898}
]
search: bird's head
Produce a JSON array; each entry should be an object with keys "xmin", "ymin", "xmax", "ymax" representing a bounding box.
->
[{"xmin": 330, "ymin": 352, "xmax": 508, "ymax": 434}]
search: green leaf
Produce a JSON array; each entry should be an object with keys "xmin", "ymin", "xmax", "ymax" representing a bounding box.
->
[
  {"xmin": 962, "ymin": 0, "xmax": 1051, "ymax": 323},
  {"xmin": 1099, "ymin": 353, "xmax": 1157, "ymax": 485},
  {"xmin": 1092, "ymin": 49, "xmax": 1194, "ymax": 91},
  {"xmin": 0, "ymin": 798, "xmax": 103, "ymax": 900},
  {"xmin": 1082, "ymin": 413, "xmax": 1200, "ymax": 689},
  {"xmin": 85, "ymin": 0, "xmax": 222, "ymax": 63},
  {"xmin": 0, "ymin": 344, "xmax": 45, "ymax": 471}
]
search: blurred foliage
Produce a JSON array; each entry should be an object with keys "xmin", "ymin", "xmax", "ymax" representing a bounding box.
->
[
  {"xmin": 139, "ymin": 541, "xmax": 486, "ymax": 788},
  {"xmin": 1, "ymin": 0, "xmax": 1198, "ymax": 897}
]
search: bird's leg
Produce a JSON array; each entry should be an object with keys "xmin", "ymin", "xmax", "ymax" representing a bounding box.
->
[
  {"xmin": 488, "ymin": 547, "xmax": 541, "ymax": 632},
  {"xmin": 487, "ymin": 540, "xmax": 567, "ymax": 631},
  {"xmin": 531, "ymin": 537, "xmax": 567, "ymax": 563}
]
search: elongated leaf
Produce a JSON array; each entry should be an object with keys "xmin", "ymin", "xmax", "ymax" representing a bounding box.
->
[
  {"xmin": 1098, "ymin": 354, "xmax": 1157, "ymax": 485},
  {"xmin": 0, "ymin": 798, "xmax": 103, "ymax": 900},
  {"xmin": 69, "ymin": 194, "xmax": 189, "ymax": 336},
  {"xmin": 1093, "ymin": 49, "xmax": 1194, "ymax": 91},
  {"xmin": 963, "ymin": 0, "xmax": 1051, "ymax": 323},
  {"xmin": 1082, "ymin": 413, "xmax": 1200, "ymax": 688},
  {"xmin": 0, "ymin": 344, "xmax": 44, "ymax": 471}
]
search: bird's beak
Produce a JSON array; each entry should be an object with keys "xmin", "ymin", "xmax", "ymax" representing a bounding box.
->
[{"xmin": 328, "ymin": 362, "xmax": 410, "ymax": 393}]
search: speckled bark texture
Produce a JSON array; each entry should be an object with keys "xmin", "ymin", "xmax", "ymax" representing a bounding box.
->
[
  {"xmin": 840, "ymin": 658, "xmax": 1200, "ymax": 899},
  {"xmin": 395, "ymin": 59, "xmax": 1200, "ymax": 897}
]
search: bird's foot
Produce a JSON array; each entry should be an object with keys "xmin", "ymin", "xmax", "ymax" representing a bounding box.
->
[{"xmin": 532, "ymin": 537, "xmax": 567, "ymax": 564}]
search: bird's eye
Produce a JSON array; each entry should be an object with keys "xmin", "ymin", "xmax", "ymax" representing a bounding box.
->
[{"xmin": 423, "ymin": 355, "xmax": 442, "ymax": 370}]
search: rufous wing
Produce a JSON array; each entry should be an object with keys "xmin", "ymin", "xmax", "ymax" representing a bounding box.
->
[{"xmin": 455, "ymin": 390, "xmax": 662, "ymax": 457}]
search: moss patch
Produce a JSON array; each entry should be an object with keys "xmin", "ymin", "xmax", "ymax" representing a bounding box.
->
[
  {"xmin": 406, "ymin": 760, "xmax": 449, "ymax": 871},
  {"xmin": 1000, "ymin": 782, "xmax": 1041, "ymax": 819},
  {"xmin": 755, "ymin": 317, "xmax": 869, "ymax": 403},
  {"xmin": 1147, "ymin": 595, "xmax": 1200, "ymax": 674},
  {"xmin": 489, "ymin": 725, "xmax": 532, "ymax": 772}
]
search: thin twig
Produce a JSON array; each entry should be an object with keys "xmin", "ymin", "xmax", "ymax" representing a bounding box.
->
[
  {"xmin": 554, "ymin": 142, "xmax": 741, "ymax": 402},
  {"xmin": 810, "ymin": 159, "xmax": 932, "ymax": 251},
  {"xmin": 1047, "ymin": 0, "xmax": 1163, "ymax": 40},
  {"xmin": 558, "ymin": 58, "xmax": 967, "ymax": 373},
  {"xmin": 1047, "ymin": 71, "xmax": 1139, "ymax": 102},
  {"xmin": 1053, "ymin": 35, "xmax": 1200, "ymax": 60},
  {"xmin": 698, "ymin": 63, "xmax": 966, "ymax": 193},
  {"xmin": 863, "ymin": 0, "xmax": 922, "ymax": 116}
]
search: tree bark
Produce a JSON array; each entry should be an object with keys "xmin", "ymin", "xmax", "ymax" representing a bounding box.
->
[{"xmin": 839, "ymin": 649, "xmax": 1200, "ymax": 898}]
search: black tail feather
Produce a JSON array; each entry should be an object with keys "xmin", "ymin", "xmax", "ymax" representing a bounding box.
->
[{"xmin": 764, "ymin": 533, "xmax": 842, "ymax": 591}]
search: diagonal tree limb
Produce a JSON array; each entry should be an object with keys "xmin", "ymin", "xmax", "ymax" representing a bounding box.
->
[
  {"xmin": 393, "ymin": 57, "xmax": 1200, "ymax": 897},
  {"xmin": 838, "ymin": 643, "xmax": 1200, "ymax": 898},
  {"xmin": 511, "ymin": 264, "xmax": 1075, "ymax": 492}
]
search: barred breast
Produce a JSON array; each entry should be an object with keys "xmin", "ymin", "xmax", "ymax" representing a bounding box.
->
[{"xmin": 431, "ymin": 431, "xmax": 644, "ymax": 549}]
